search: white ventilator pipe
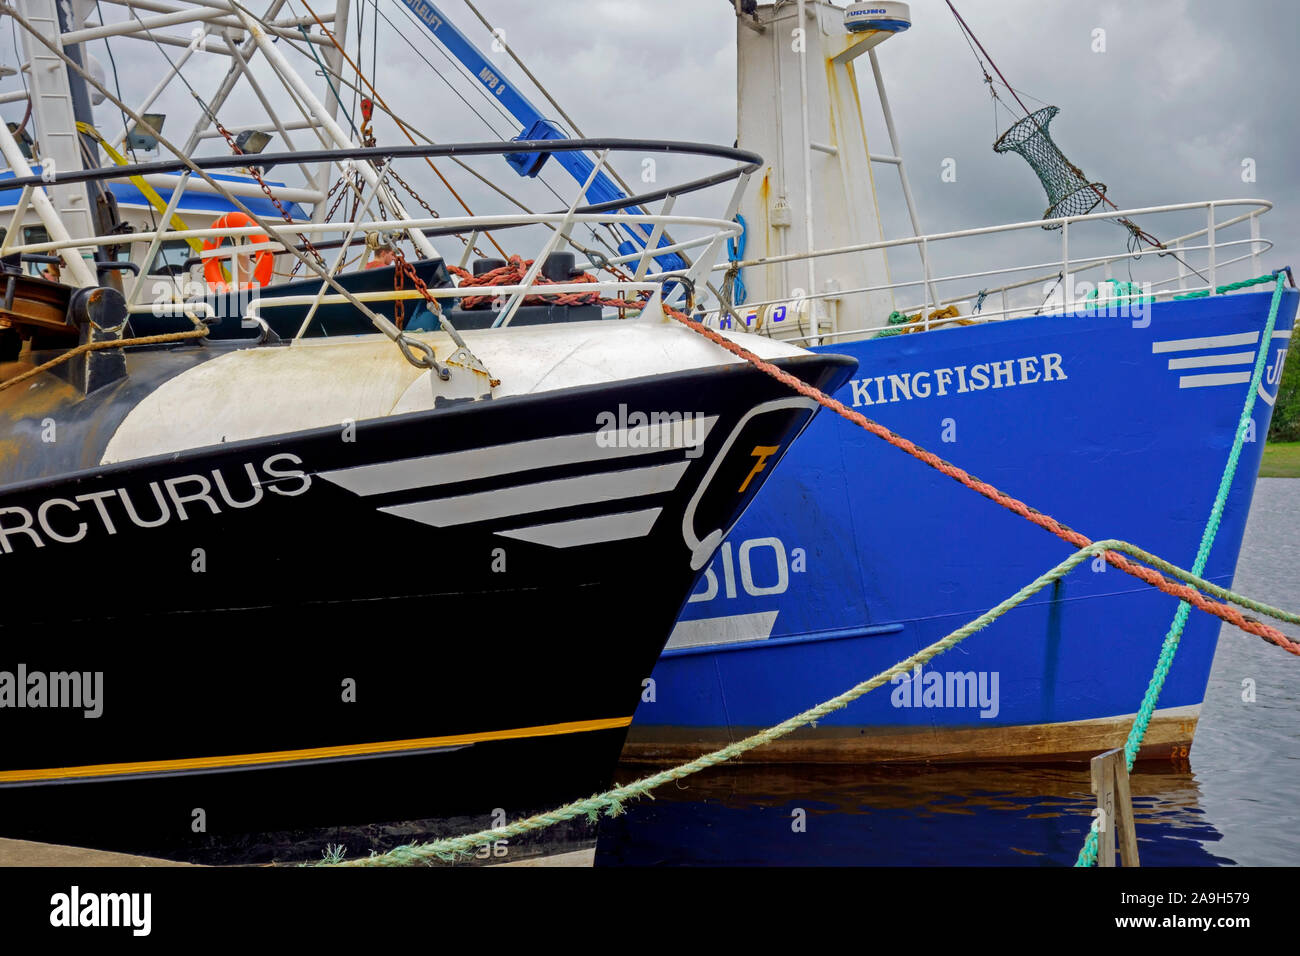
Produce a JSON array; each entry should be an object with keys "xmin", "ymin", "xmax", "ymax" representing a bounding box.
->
[{"xmin": 796, "ymin": 0, "xmax": 817, "ymax": 314}]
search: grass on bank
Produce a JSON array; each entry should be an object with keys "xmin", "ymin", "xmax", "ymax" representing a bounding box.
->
[{"xmin": 1261, "ymin": 442, "xmax": 1300, "ymax": 478}]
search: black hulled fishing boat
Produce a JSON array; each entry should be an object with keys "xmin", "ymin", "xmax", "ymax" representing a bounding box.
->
[{"xmin": 0, "ymin": 1, "xmax": 853, "ymax": 857}]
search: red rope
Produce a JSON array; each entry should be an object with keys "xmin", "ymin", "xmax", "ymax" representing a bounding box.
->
[
  {"xmin": 449, "ymin": 255, "xmax": 601, "ymax": 309},
  {"xmin": 662, "ymin": 306, "xmax": 1300, "ymax": 656}
]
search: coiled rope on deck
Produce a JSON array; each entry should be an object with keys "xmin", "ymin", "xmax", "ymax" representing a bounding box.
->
[{"xmin": 447, "ymin": 254, "xmax": 602, "ymax": 309}]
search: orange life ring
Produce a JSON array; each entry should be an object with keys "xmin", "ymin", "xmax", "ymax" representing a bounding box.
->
[{"xmin": 203, "ymin": 212, "xmax": 274, "ymax": 290}]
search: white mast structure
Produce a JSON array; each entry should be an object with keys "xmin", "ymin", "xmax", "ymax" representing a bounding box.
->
[
  {"xmin": 0, "ymin": 0, "xmax": 446, "ymax": 275},
  {"xmin": 0, "ymin": 0, "xmax": 100, "ymax": 285},
  {"xmin": 734, "ymin": 0, "xmax": 933, "ymax": 342}
]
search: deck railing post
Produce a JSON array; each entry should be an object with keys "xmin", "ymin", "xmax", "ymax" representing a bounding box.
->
[
  {"xmin": 496, "ymin": 150, "xmax": 609, "ymax": 329},
  {"xmin": 1207, "ymin": 203, "xmax": 1217, "ymax": 291},
  {"xmin": 920, "ymin": 236, "xmax": 932, "ymax": 330},
  {"xmin": 634, "ymin": 194, "xmax": 676, "ymax": 281},
  {"xmin": 1061, "ymin": 219, "xmax": 1070, "ymax": 305},
  {"xmin": 128, "ymin": 170, "xmax": 191, "ymax": 307},
  {"xmin": 1250, "ymin": 213, "xmax": 1261, "ymax": 276},
  {"xmin": 457, "ymin": 232, "xmax": 480, "ymax": 272}
]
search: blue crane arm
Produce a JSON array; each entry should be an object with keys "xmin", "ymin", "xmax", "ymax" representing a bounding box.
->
[{"xmin": 397, "ymin": 0, "xmax": 684, "ymax": 271}]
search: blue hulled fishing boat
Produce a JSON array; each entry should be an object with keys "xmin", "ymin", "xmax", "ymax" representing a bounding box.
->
[{"xmin": 625, "ymin": 1, "xmax": 1298, "ymax": 763}]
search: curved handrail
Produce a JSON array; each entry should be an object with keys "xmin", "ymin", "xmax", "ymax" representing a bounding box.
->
[
  {"xmin": 3, "ymin": 137, "xmax": 758, "ymax": 366},
  {"xmin": 710, "ymin": 198, "xmax": 1271, "ymax": 275},
  {"xmin": 3, "ymin": 138, "xmax": 761, "ymax": 202},
  {"xmin": 694, "ymin": 198, "xmax": 1277, "ymax": 340}
]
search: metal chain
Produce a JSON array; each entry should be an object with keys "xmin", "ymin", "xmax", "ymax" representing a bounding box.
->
[
  {"xmin": 391, "ymin": 245, "xmax": 441, "ymax": 331},
  {"xmin": 385, "ymin": 165, "xmax": 485, "ymax": 260},
  {"xmin": 393, "ymin": 250, "xmax": 405, "ymax": 328},
  {"xmin": 290, "ymin": 173, "xmax": 347, "ymax": 278},
  {"xmin": 385, "ymin": 164, "xmax": 436, "ymax": 220},
  {"xmin": 214, "ymin": 120, "xmax": 325, "ymax": 269},
  {"xmin": 289, "ymin": 169, "xmax": 363, "ymax": 279}
]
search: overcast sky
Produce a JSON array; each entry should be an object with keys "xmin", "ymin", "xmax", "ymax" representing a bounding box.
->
[{"xmin": 2, "ymin": 0, "xmax": 1294, "ymax": 306}]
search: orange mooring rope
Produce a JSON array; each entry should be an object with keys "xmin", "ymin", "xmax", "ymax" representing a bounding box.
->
[
  {"xmin": 437, "ymin": 251, "xmax": 1295, "ymax": 654},
  {"xmin": 660, "ymin": 305, "xmax": 1300, "ymax": 656}
]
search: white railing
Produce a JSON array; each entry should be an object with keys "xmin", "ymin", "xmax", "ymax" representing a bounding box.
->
[
  {"xmin": 0, "ymin": 0, "xmax": 761, "ymax": 375},
  {"xmin": 1, "ymin": 140, "xmax": 750, "ymax": 346},
  {"xmin": 691, "ymin": 198, "xmax": 1275, "ymax": 342}
]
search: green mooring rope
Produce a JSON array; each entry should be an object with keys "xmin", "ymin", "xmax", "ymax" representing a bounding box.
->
[
  {"xmin": 1172, "ymin": 272, "xmax": 1281, "ymax": 299},
  {"xmin": 876, "ymin": 309, "xmax": 912, "ymax": 337},
  {"xmin": 308, "ymin": 274, "xmax": 1292, "ymax": 868},
  {"xmin": 314, "ymin": 537, "xmax": 1300, "ymax": 866},
  {"xmin": 1075, "ymin": 272, "xmax": 1289, "ymax": 867}
]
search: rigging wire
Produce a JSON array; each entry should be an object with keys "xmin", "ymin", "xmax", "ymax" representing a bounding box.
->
[
  {"xmin": 368, "ymin": 0, "xmax": 378, "ymax": 107},
  {"xmin": 298, "ymin": 64, "xmax": 554, "ymax": 223},
  {"xmin": 10, "ymin": 1, "xmax": 664, "ymax": 279},
  {"xmin": 89, "ymin": 0, "xmax": 163, "ymax": 241},
  {"xmin": 6, "ymin": 19, "xmax": 31, "ymax": 138},
  {"xmin": 278, "ymin": 1, "xmax": 399, "ymax": 225},
  {"xmin": 454, "ymin": 0, "xmax": 730, "ymax": 301},
  {"xmin": 385, "ymin": 0, "xmax": 517, "ymax": 132},
  {"xmin": 461, "ymin": 0, "xmax": 584, "ymax": 137},
  {"xmin": 455, "ymin": 0, "xmax": 677, "ymax": 259},
  {"xmin": 297, "ymin": 23, "xmax": 356, "ymax": 137},
  {"xmin": 943, "ymin": 0, "xmax": 1212, "ymax": 282},
  {"xmin": 92, "ymin": 1, "xmax": 132, "ymax": 153},
  {"xmin": 375, "ymin": 0, "xmax": 614, "ymax": 243},
  {"xmin": 124, "ymin": 5, "xmax": 216, "ymax": 127},
  {"xmin": 378, "ymin": 0, "xmax": 514, "ymax": 134},
  {"xmin": 347, "ymin": 0, "xmax": 614, "ymax": 255},
  {"xmin": 295, "ymin": 0, "xmax": 509, "ymax": 256},
  {"xmin": 351, "ymin": 0, "xmax": 363, "ymax": 126}
]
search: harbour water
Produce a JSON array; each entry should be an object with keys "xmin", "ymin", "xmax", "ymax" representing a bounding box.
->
[{"xmin": 594, "ymin": 479, "xmax": 1300, "ymax": 866}]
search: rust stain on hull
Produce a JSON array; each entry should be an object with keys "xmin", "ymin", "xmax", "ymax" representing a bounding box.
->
[
  {"xmin": 0, "ymin": 362, "xmax": 81, "ymax": 468},
  {"xmin": 621, "ymin": 711, "xmax": 1199, "ymax": 766}
]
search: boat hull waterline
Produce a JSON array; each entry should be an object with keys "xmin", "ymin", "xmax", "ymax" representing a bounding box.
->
[{"xmin": 629, "ymin": 290, "xmax": 1298, "ymax": 764}]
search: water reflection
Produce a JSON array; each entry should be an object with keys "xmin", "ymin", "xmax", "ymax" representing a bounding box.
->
[
  {"xmin": 1193, "ymin": 479, "xmax": 1300, "ymax": 867},
  {"xmin": 135, "ymin": 812, "xmax": 597, "ymax": 867},
  {"xmin": 594, "ymin": 762, "xmax": 1231, "ymax": 866}
]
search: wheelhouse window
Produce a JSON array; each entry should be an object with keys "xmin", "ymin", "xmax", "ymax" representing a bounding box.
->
[{"xmin": 146, "ymin": 239, "xmax": 193, "ymax": 277}]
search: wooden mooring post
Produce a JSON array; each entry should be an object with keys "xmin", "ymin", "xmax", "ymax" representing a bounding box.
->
[{"xmin": 1091, "ymin": 747, "xmax": 1140, "ymax": 866}]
